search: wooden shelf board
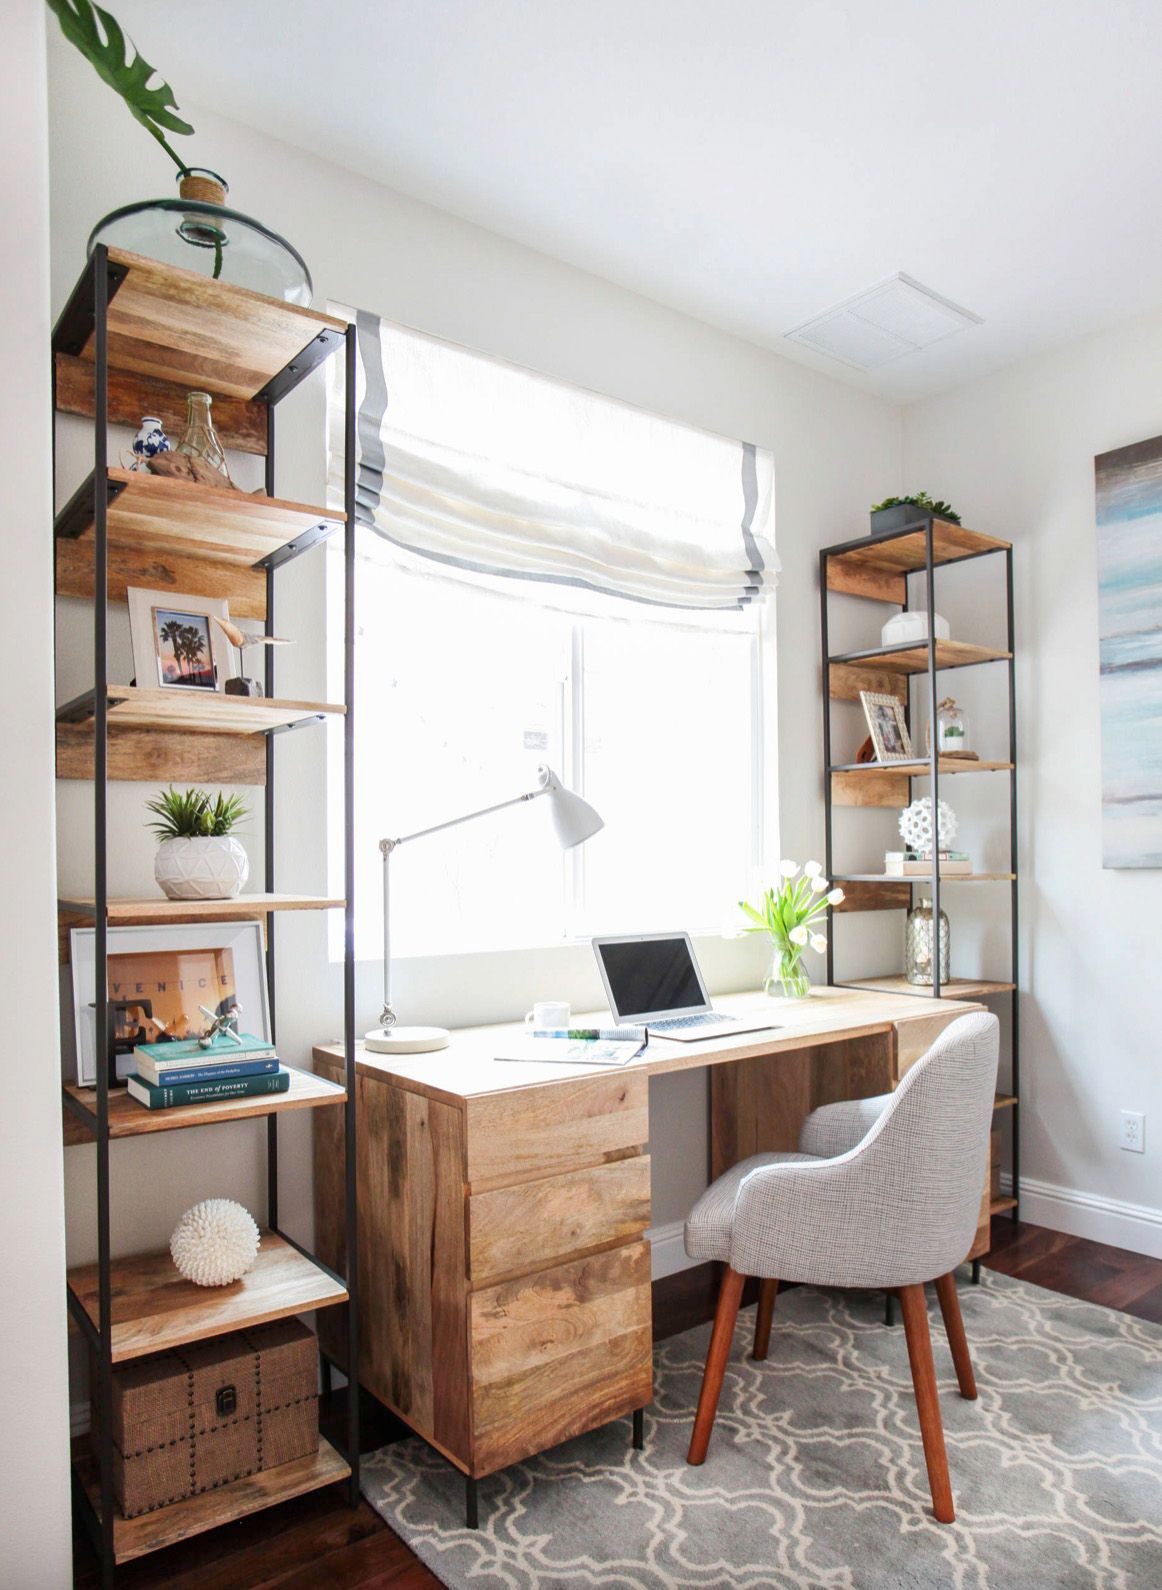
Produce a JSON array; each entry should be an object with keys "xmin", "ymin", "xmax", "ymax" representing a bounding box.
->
[
  {"xmin": 57, "ymin": 686, "xmax": 343, "ymax": 737},
  {"xmin": 55, "ymin": 247, "xmax": 348, "ymax": 402},
  {"xmin": 834, "ymin": 872, "xmax": 1016, "ymax": 883},
  {"xmin": 56, "ymin": 468, "xmax": 342, "ymax": 570},
  {"xmin": 75, "ymin": 1436, "xmax": 350, "ymax": 1564},
  {"xmin": 825, "ymin": 522, "xmax": 1010, "ymax": 603},
  {"xmin": 829, "ymin": 640, "xmax": 1010, "ymax": 673},
  {"xmin": 842, "ymin": 975, "xmax": 1016, "ymax": 999},
  {"xmin": 993, "ymin": 1094, "xmax": 1019, "ymax": 1111},
  {"xmin": 830, "ymin": 759, "xmax": 1013, "ymax": 775},
  {"xmin": 62, "ymin": 1067, "xmax": 346, "ymax": 1146},
  {"xmin": 991, "ymin": 1195, "xmax": 1019, "ymax": 1215},
  {"xmin": 60, "ymin": 892, "xmax": 343, "ymax": 923},
  {"xmin": 67, "ymin": 1232, "xmax": 347, "ymax": 1362}
]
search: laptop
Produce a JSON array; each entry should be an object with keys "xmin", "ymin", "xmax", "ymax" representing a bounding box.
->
[{"xmin": 591, "ymin": 932, "xmax": 778, "ymax": 1042}]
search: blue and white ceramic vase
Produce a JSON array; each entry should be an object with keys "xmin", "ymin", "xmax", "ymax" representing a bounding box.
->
[{"xmin": 132, "ymin": 416, "xmax": 171, "ymax": 468}]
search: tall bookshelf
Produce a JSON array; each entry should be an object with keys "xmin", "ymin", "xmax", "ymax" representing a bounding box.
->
[
  {"xmin": 819, "ymin": 515, "xmax": 1019, "ymax": 1278},
  {"xmin": 52, "ymin": 246, "xmax": 359, "ymax": 1583}
]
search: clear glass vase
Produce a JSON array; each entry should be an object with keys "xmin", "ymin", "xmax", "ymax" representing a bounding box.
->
[
  {"xmin": 765, "ymin": 945, "xmax": 812, "ymax": 1000},
  {"xmin": 177, "ymin": 391, "xmax": 229, "ymax": 478},
  {"xmin": 88, "ymin": 169, "xmax": 313, "ymax": 306}
]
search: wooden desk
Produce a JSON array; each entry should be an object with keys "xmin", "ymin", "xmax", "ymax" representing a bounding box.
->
[{"xmin": 312, "ymin": 988, "xmax": 978, "ymax": 1488}]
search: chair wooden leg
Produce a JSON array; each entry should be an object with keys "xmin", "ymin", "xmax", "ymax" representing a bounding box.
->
[
  {"xmin": 752, "ymin": 1278, "xmax": 779, "ymax": 1361},
  {"xmin": 934, "ymin": 1272, "xmax": 977, "ymax": 1400},
  {"xmin": 687, "ymin": 1265, "xmax": 745, "ymax": 1465},
  {"xmin": 898, "ymin": 1284, "xmax": 955, "ymax": 1524}
]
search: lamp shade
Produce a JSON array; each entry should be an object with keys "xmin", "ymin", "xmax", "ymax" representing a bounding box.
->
[{"xmin": 537, "ymin": 765, "xmax": 604, "ymax": 849}]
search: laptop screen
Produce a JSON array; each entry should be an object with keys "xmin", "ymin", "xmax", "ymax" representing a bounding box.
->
[{"xmin": 597, "ymin": 936, "xmax": 706, "ymax": 1019}]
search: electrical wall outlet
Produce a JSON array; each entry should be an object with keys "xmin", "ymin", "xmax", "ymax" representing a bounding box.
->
[{"xmin": 1120, "ymin": 1111, "xmax": 1145, "ymax": 1153}]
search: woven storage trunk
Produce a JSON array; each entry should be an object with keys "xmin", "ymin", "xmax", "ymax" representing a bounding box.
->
[{"xmin": 93, "ymin": 1318, "xmax": 318, "ymax": 1518}]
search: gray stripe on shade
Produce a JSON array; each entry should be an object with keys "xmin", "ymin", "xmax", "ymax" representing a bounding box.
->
[
  {"xmin": 355, "ymin": 309, "xmax": 389, "ymax": 518},
  {"xmin": 739, "ymin": 441, "xmax": 765, "ymax": 587}
]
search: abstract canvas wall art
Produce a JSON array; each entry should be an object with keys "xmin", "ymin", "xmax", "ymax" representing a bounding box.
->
[{"xmin": 1095, "ymin": 435, "xmax": 1162, "ymax": 868}]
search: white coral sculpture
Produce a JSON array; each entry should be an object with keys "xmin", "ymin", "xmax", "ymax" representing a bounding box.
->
[
  {"xmin": 899, "ymin": 796, "xmax": 958, "ymax": 856},
  {"xmin": 170, "ymin": 1198, "xmax": 260, "ymax": 1287}
]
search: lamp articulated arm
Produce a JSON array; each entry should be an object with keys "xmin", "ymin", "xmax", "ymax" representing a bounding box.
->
[{"xmin": 375, "ymin": 766, "xmax": 602, "ymax": 1031}]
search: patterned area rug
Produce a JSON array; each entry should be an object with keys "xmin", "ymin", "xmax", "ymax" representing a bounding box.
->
[{"xmin": 361, "ymin": 1269, "xmax": 1162, "ymax": 1588}]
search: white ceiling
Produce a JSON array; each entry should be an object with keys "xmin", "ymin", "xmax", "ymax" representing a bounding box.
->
[{"xmin": 113, "ymin": 0, "xmax": 1162, "ymax": 403}]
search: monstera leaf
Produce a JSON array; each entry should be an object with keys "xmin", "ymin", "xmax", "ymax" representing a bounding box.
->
[{"xmin": 47, "ymin": 0, "xmax": 194, "ymax": 170}]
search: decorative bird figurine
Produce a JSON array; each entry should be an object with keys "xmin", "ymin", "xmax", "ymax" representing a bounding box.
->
[{"xmin": 213, "ymin": 616, "xmax": 292, "ymax": 697}]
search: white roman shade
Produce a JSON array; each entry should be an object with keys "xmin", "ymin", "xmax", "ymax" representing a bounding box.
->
[{"xmin": 328, "ymin": 307, "xmax": 777, "ymax": 612}]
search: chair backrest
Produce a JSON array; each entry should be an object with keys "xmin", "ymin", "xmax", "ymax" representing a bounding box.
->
[{"xmin": 854, "ymin": 1010, "xmax": 1000, "ymax": 1283}]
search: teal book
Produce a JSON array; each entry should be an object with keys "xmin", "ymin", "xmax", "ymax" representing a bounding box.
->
[
  {"xmin": 133, "ymin": 1034, "xmax": 276, "ymax": 1071},
  {"xmin": 126, "ymin": 1068, "xmax": 290, "ymax": 1110}
]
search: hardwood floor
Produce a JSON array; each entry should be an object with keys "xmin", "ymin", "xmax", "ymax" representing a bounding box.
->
[{"xmin": 74, "ymin": 1219, "xmax": 1162, "ymax": 1587}]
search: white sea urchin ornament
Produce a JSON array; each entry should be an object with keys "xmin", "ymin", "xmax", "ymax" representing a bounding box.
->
[
  {"xmin": 899, "ymin": 796, "xmax": 958, "ymax": 856},
  {"xmin": 170, "ymin": 1198, "xmax": 260, "ymax": 1287}
]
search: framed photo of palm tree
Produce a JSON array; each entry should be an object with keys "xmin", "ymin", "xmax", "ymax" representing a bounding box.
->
[{"xmin": 127, "ymin": 586, "xmax": 233, "ymax": 691}]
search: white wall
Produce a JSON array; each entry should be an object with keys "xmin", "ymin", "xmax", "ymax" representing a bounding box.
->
[
  {"xmin": 46, "ymin": 26, "xmax": 900, "ymax": 1309},
  {"xmin": 0, "ymin": 5, "xmax": 74, "ymax": 1585},
  {"xmin": 904, "ymin": 311, "xmax": 1162, "ymax": 1257}
]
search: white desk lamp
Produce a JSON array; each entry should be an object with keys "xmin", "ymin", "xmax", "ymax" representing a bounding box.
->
[{"xmin": 365, "ymin": 765, "xmax": 604, "ymax": 1054}]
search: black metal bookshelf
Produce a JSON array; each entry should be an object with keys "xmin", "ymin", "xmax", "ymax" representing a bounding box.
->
[
  {"xmin": 819, "ymin": 513, "xmax": 1019, "ymax": 1277},
  {"xmin": 52, "ymin": 245, "xmax": 359, "ymax": 1584}
]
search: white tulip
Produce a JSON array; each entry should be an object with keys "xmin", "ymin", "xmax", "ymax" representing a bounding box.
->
[
  {"xmin": 789, "ymin": 924, "xmax": 809, "ymax": 946},
  {"xmin": 810, "ymin": 875, "xmax": 829, "ymax": 894},
  {"xmin": 810, "ymin": 933, "xmax": 828, "ymax": 953},
  {"xmin": 779, "ymin": 859, "xmax": 799, "ymax": 878},
  {"xmin": 827, "ymin": 887, "xmax": 845, "ymax": 906},
  {"xmin": 804, "ymin": 860, "xmax": 823, "ymax": 878}
]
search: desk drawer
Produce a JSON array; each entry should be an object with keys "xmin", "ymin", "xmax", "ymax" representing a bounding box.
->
[
  {"xmin": 468, "ymin": 1154, "xmax": 651, "ymax": 1284},
  {"xmin": 465, "ymin": 1072, "xmax": 648, "ymax": 1188},
  {"xmin": 471, "ymin": 1241, "xmax": 652, "ymax": 1474}
]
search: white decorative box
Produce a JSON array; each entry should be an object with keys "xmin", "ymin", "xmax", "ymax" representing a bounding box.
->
[{"xmin": 881, "ymin": 610, "xmax": 950, "ymax": 647}]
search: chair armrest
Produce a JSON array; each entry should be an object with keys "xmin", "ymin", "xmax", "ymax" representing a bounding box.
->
[{"xmin": 798, "ymin": 1094, "xmax": 892, "ymax": 1158}]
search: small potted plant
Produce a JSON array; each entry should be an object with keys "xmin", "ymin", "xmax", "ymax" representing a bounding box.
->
[
  {"xmin": 869, "ymin": 491, "xmax": 961, "ymax": 534},
  {"xmin": 147, "ymin": 786, "xmax": 250, "ymax": 900},
  {"xmin": 738, "ymin": 861, "xmax": 844, "ymax": 999}
]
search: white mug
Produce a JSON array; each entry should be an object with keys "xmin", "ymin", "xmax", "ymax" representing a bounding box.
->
[{"xmin": 525, "ymin": 1000, "xmax": 571, "ymax": 1031}]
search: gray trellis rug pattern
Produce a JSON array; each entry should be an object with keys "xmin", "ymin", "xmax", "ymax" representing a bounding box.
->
[{"xmin": 361, "ymin": 1269, "xmax": 1162, "ymax": 1589}]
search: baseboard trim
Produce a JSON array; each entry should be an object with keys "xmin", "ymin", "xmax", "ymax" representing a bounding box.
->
[
  {"xmin": 647, "ymin": 1218, "xmax": 695, "ymax": 1279},
  {"xmin": 1008, "ymin": 1174, "xmax": 1162, "ymax": 1260}
]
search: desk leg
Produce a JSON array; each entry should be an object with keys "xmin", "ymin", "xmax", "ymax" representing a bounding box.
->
[
  {"xmin": 632, "ymin": 1407, "xmax": 645, "ymax": 1450},
  {"xmin": 465, "ymin": 1475, "xmax": 478, "ymax": 1530}
]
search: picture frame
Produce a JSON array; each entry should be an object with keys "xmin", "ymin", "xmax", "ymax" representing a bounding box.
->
[
  {"xmin": 69, "ymin": 921, "xmax": 271, "ymax": 1087},
  {"xmin": 859, "ymin": 689, "xmax": 914, "ymax": 763},
  {"xmin": 127, "ymin": 586, "xmax": 233, "ymax": 692}
]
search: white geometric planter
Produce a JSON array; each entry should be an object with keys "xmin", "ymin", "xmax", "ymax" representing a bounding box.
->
[{"xmin": 155, "ymin": 836, "xmax": 250, "ymax": 900}]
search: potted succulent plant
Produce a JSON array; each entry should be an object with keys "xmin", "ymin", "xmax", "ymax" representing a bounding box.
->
[{"xmin": 146, "ymin": 787, "xmax": 250, "ymax": 900}]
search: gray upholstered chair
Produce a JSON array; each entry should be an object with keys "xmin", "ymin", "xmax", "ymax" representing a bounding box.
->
[{"xmin": 684, "ymin": 1011, "xmax": 1000, "ymax": 1523}]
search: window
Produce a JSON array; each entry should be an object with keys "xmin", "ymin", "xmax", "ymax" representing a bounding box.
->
[
  {"xmin": 336, "ymin": 555, "xmax": 771, "ymax": 959},
  {"xmin": 326, "ymin": 308, "xmax": 777, "ymax": 960}
]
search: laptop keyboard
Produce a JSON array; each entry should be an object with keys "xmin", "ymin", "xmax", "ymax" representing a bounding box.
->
[{"xmin": 648, "ymin": 1011, "xmax": 733, "ymax": 1032}]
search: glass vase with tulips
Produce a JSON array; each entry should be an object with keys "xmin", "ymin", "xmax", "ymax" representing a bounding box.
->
[{"xmin": 739, "ymin": 861, "xmax": 845, "ymax": 999}]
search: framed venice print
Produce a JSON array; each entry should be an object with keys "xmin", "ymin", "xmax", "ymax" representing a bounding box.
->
[
  {"xmin": 859, "ymin": 689, "xmax": 914, "ymax": 763},
  {"xmin": 69, "ymin": 920, "xmax": 271, "ymax": 1087}
]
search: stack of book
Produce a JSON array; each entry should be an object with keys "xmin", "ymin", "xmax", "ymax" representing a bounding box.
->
[
  {"xmin": 126, "ymin": 1034, "xmax": 288, "ymax": 1110},
  {"xmin": 885, "ymin": 850, "xmax": 973, "ymax": 877}
]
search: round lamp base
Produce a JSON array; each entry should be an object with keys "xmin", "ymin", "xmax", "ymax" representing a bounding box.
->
[{"xmin": 364, "ymin": 1025, "xmax": 451, "ymax": 1055}]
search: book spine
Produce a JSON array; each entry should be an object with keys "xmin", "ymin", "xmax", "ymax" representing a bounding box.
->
[
  {"xmin": 133, "ymin": 1071, "xmax": 290, "ymax": 1109},
  {"xmin": 139, "ymin": 1059, "xmax": 280, "ymax": 1087}
]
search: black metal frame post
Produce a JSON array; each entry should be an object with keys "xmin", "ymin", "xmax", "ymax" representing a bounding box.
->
[
  {"xmin": 819, "ymin": 549, "xmax": 835, "ymax": 987},
  {"xmin": 93, "ymin": 242, "xmax": 116, "ymax": 1590},
  {"xmin": 343, "ymin": 322, "xmax": 360, "ymax": 1503},
  {"xmin": 265, "ymin": 403, "xmax": 280, "ymax": 1234},
  {"xmin": 924, "ymin": 518, "xmax": 942, "ymax": 1002},
  {"xmin": 1006, "ymin": 547, "xmax": 1020, "ymax": 1219}
]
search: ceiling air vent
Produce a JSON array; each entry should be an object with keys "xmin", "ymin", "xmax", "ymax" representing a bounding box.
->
[{"xmin": 785, "ymin": 274, "xmax": 982, "ymax": 371}]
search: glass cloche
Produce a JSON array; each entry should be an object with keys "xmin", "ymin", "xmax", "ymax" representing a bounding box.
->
[{"xmin": 88, "ymin": 170, "xmax": 312, "ymax": 306}]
